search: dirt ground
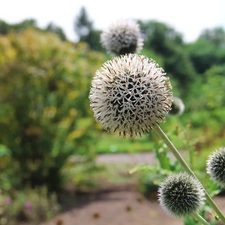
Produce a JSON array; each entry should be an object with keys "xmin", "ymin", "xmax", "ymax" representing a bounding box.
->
[
  {"xmin": 40, "ymin": 186, "xmax": 225, "ymax": 225},
  {"xmin": 40, "ymin": 153, "xmax": 225, "ymax": 225},
  {"xmin": 40, "ymin": 186, "xmax": 182, "ymax": 225}
]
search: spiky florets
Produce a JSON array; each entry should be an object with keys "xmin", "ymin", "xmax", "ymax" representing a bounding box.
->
[
  {"xmin": 207, "ymin": 147, "xmax": 225, "ymax": 186},
  {"xmin": 158, "ymin": 172, "xmax": 205, "ymax": 218},
  {"xmin": 168, "ymin": 96, "xmax": 185, "ymax": 116},
  {"xmin": 100, "ymin": 19, "xmax": 143, "ymax": 55},
  {"xmin": 89, "ymin": 54, "xmax": 172, "ymax": 137}
]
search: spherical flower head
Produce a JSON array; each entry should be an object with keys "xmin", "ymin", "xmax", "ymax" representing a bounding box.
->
[
  {"xmin": 89, "ymin": 54, "xmax": 172, "ymax": 137},
  {"xmin": 168, "ymin": 96, "xmax": 185, "ymax": 116},
  {"xmin": 100, "ymin": 19, "xmax": 144, "ymax": 56},
  {"xmin": 207, "ymin": 147, "xmax": 225, "ymax": 186},
  {"xmin": 158, "ymin": 172, "xmax": 205, "ymax": 218}
]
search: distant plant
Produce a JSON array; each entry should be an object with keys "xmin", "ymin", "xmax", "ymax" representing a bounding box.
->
[
  {"xmin": 74, "ymin": 7, "xmax": 103, "ymax": 51},
  {"xmin": 0, "ymin": 29, "xmax": 106, "ymax": 191}
]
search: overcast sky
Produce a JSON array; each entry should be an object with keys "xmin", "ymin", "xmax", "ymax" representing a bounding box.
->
[{"xmin": 1, "ymin": 0, "xmax": 225, "ymax": 43}]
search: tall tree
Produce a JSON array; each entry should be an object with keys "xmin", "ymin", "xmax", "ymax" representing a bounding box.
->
[
  {"xmin": 199, "ymin": 27, "xmax": 225, "ymax": 47},
  {"xmin": 45, "ymin": 22, "xmax": 67, "ymax": 41},
  {"xmin": 0, "ymin": 20, "xmax": 10, "ymax": 34},
  {"xmin": 0, "ymin": 19, "xmax": 67, "ymax": 41},
  {"xmin": 139, "ymin": 20, "xmax": 197, "ymax": 92},
  {"xmin": 74, "ymin": 6, "xmax": 93, "ymax": 42},
  {"xmin": 74, "ymin": 7, "xmax": 103, "ymax": 51},
  {"xmin": 0, "ymin": 19, "xmax": 37, "ymax": 35},
  {"xmin": 139, "ymin": 20, "xmax": 183, "ymax": 54},
  {"xmin": 187, "ymin": 27, "xmax": 225, "ymax": 74}
]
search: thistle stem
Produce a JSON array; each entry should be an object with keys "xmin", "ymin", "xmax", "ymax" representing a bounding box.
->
[
  {"xmin": 154, "ymin": 124, "xmax": 225, "ymax": 224},
  {"xmin": 192, "ymin": 213, "xmax": 210, "ymax": 225}
]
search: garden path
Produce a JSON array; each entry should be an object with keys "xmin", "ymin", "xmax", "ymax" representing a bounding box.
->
[{"xmin": 41, "ymin": 152, "xmax": 225, "ymax": 225}]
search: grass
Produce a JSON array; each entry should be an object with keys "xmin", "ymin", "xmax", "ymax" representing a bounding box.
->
[
  {"xmin": 63, "ymin": 160, "xmax": 141, "ymax": 191},
  {"xmin": 93, "ymin": 132, "xmax": 158, "ymax": 154},
  {"xmin": 91, "ymin": 163, "xmax": 140, "ymax": 187}
]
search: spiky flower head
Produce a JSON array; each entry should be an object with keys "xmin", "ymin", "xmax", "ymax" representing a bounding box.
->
[
  {"xmin": 100, "ymin": 19, "xmax": 143, "ymax": 55},
  {"xmin": 89, "ymin": 54, "xmax": 172, "ymax": 137},
  {"xmin": 168, "ymin": 96, "xmax": 185, "ymax": 116},
  {"xmin": 158, "ymin": 172, "xmax": 205, "ymax": 218},
  {"xmin": 207, "ymin": 147, "xmax": 225, "ymax": 186}
]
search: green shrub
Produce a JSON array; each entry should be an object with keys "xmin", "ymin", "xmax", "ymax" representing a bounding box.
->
[{"xmin": 0, "ymin": 29, "xmax": 107, "ymax": 191}]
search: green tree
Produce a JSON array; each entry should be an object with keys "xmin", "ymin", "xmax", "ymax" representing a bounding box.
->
[
  {"xmin": 187, "ymin": 27, "xmax": 225, "ymax": 74},
  {"xmin": 0, "ymin": 19, "xmax": 37, "ymax": 35},
  {"xmin": 74, "ymin": 6, "xmax": 93, "ymax": 42},
  {"xmin": 11, "ymin": 19, "xmax": 37, "ymax": 30},
  {"xmin": 139, "ymin": 20, "xmax": 183, "ymax": 54},
  {"xmin": 0, "ymin": 19, "xmax": 67, "ymax": 42},
  {"xmin": 139, "ymin": 20, "xmax": 197, "ymax": 93},
  {"xmin": 0, "ymin": 20, "xmax": 10, "ymax": 34},
  {"xmin": 45, "ymin": 22, "xmax": 67, "ymax": 41},
  {"xmin": 199, "ymin": 27, "xmax": 225, "ymax": 47},
  {"xmin": 74, "ymin": 7, "xmax": 103, "ymax": 51}
]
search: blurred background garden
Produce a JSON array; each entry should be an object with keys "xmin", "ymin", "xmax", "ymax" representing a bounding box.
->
[{"xmin": 0, "ymin": 1, "xmax": 225, "ymax": 224}]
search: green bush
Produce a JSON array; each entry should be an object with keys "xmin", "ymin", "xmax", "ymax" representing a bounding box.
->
[{"xmin": 0, "ymin": 29, "xmax": 107, "ymax": 191}]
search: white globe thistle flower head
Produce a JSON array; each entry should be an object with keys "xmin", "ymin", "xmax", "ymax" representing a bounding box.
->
[
  {"xmin": 207, "ymin": 147, "xmax": 225, "ymax": 186},
  {"xmin": 100, "ymin": 19, "xmax": 144, "ymax": 56},
  {"xmin": 89, "ymin": 54, "xmax": 172, "ymax": 137},
  {"xmin": 168, "ymin": 96, "xmax": 185, "ymax": 116},
  {"xmin": 158, "ymin": 172, "xmax": 205, "ymax": 218}
]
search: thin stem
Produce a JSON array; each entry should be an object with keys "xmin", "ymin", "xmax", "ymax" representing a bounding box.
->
[
  {"xmin": 154, "ymin": 124, "xmax": 225, "ymax": 224},
  {"xmin": 192, "ymin": 213, "xmax": 210, "ymax": 225}
]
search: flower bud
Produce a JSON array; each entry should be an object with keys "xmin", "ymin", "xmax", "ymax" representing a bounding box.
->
[
  {"xmin": 158, "ymin": 172, "xmax": 205, "ymax": 217},
  {"xmin": 100, "ymin": 19, "xmax": 143, "ymax": 55},
  {"xmin": 168, "ymin": 96, "xmax": 185, "ymax": 116},
  {"xmin": 207, "ymin": 147, "xmax": 225, "ymax": 186}
]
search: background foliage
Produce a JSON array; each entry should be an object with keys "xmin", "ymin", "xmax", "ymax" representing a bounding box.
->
[{"xmin": 0, "ymin": 28, "xmax": 108, "ymax": 192}]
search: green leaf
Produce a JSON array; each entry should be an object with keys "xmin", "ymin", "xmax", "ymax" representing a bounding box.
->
[{"xmin": 0, "ymin": 144, "xmax": 11, "ymax": 157}]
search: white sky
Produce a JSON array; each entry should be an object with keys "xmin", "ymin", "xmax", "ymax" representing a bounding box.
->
[{"xmin": 0, "ymin": 0, "xmax": 225, "ymax": 43}]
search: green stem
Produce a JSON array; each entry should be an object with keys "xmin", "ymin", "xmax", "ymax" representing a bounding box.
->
[
  {"xmin": 154, "ymin": 124, "xmax": 225, "ymax": 224},
  {"xmin": 192, "ymin": 213, "xmax": 210, "ymax": 225}
]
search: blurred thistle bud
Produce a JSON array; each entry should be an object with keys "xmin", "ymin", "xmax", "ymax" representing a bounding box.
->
[
  {"xmin": 168, "ymin": 96, "xmax": 185, "ymax": 116},
  {"xmin": 100, "ymin": 19, "xmax": 143, "ymax": 55},
  {"xmin": 89, "ymin": 54, "xmax": 172, "ymax": 137},
  {"xmin": 158, "ymin": 172, "xmax": 205, "ymax": 218},
  {"xmin": 207, "ymin": 147, "xmax": 225, "ymax": 186}
]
